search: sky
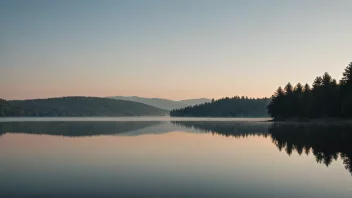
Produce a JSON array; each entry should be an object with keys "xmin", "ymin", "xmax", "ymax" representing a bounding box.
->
[{"xmin": 1, "ymin": 0, "xmax": 351, "ymax": 100}]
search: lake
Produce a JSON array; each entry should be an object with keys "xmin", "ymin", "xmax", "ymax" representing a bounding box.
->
[{"xmin": 1, "ymin": 117, "xmax": 352, "ymax": 198}]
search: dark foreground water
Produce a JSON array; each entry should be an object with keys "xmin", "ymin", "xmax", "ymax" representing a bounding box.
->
[{"xmin": 1, "ymin": 118, "xmax": 352, "ymax": 198}]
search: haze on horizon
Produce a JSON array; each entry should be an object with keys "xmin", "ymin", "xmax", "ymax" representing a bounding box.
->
[{"xmin": 1, "ymin": 0, "xmax": 351, "ymax": 100}]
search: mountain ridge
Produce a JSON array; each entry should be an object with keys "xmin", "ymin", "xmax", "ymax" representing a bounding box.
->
[{"xmin": 107, "ymin": 96, "xmax": 211, "ymax": 110}]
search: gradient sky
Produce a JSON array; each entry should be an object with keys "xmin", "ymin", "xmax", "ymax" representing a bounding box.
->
[{"xmin": 1, "ymin": 0, "xmax": 351, "ymax": 100}]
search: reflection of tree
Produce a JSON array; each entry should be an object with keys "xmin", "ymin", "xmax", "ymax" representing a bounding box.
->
[
  {"xmin": 173, "ymin": 121, "xmax": 352, "ymax": 176},
  {"xmin": 0, "ymin": 121, "xmax": 161, "ymax": 137},
  {"xmin": 341, "ymin": 153, "xmax": 352, "ymax": 174},
  {"xmin": 0, "ymin": 129, "xmax": 5, "ymax": 136},
  {"xmin": 269, "ymin": 123, "xmax": 352, "ymax": 174},
  {"xmin": 171, "ymin": 121, "xmax": 270, "ymax": 138}
]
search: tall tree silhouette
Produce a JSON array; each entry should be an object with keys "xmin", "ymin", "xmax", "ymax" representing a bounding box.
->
[
  {"xmin": 293, "ymin": 83, "xmax": 303, "ymax": 117},
  {"xmin": 340, "ymin": 62, "xmax": 352, "ymax": 117},
  {"xmin": 267, "ymin": 62, "xmax": 351, "ymax": 119},
  {"xmin": 302, "ymin": 84, "xmax": 312, "ymax": 117},
  {"xmin": 284, "ymin": 83, "xmax": 294, "ymax": 118},
  {"xmin": 267, "ymin": 87, "xmax": 285, "ymax": 119},
  {"xmin": 341, "ymin": 62, "xmax": 352, "ymax": 86}
]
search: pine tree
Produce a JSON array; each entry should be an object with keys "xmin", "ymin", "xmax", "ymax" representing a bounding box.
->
[
  {"xmin": 319, "ymin": 73, "xmax": 335, "ymax": 116},
  {"xmin": 340, "ymin": 62, "xmax": 352, "ymax": 117},
  {"xmin": 302, "ymin": 83, "xmax": 312, "ymax": 117},
  {"xmin": 322, "ymin": 72, "xmax": 333, "ymax": 87},
  {"xmin": 293, "ymin": 83, "xmax": 304, "ymax": 117},
  {"xmin": 294, "ymin": 83, "xmax": 303, "ymax": 93},
  {"xmin": 275, "ymin": 86, "xmax": 285, "ymax": 97},
  {"xmin": 284, "ymin": 82, "xmax": 293, "ymax": 95},
  {"xmin": 313, "ymin": 76, "xmax": 323, "ymax": 89},
  {"xmin": 284, "ymin": 83, "xmax": 294, "ymax": 117},
  {"xmin": 341, "ymin": 62, "xmax": 352, "ymax": 86},
  {"xmin": 267, "ymin": 87, "xmax": 285, "ymax": 119},
  {"xmin": 303, "ymin": 83, "xmax": 311, "ymax": 92}
]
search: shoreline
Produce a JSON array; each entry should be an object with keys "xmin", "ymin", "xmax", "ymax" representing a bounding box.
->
[{"xmin": 266, "ymin": 117, "xmax": 352, "ymax": 124}]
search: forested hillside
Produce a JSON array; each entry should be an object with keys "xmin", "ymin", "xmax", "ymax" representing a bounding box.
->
[
  {"xmin": 0, "ymin": 97, "xmax": 168, "ymax": 117},
  {"xmin": 170, "ymin": 97, "xmax": 269, "ymax": 117},
  {"xmin": 267, "ymin": 62, "xmax": 352, "ymax": 120}
]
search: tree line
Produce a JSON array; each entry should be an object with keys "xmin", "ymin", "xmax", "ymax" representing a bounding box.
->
[
  {"xmin": 170, "ymin": 96, "xmax": 269, "ymax": 117},
  {"xmin": 267, "ymin": 62, "xmax": 352, "ymax": 120}
]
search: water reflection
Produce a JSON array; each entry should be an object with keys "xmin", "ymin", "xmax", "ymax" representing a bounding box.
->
[
  {"xmin": 172, "ymin": 121, "xmax": 270, "ymax": 138},
  {"xmin": 2, "ymin": 121, "xmax": 352, "ymax": 175},
  {"xmin": 269, "ymin": 123, "xmax": 352, "ymax": 175},
  {"xmin": 0, "ymin": 121, "xmax": 161, "ymax": 137},
  {"xmin": 173, "ymin": 121, "xmax": 352, "ymax": 176},
  {"xmin": 1, "ymin": 120, "xmax": 352, "ymax": 197}
]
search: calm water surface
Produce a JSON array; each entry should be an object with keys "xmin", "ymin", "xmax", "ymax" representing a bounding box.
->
[{"xmin": 1, "ymin": 118, "xmax": 352, "ymax": 198}]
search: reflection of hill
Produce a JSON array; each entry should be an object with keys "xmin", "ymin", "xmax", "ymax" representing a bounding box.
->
[
  {"xmin": 117, "ymin": 122, "xmax": 202, "ymax": 136},
  {"xmin": 171, "ymin": 121, "xmax": 270, "ymax": 138},
  {"xmin": 0, "ymin": 121, "xmax": 161, "ymax": 137},
  {"xmin": 269, "ymin": 123, "xmax": 352, "ymax": 175}
]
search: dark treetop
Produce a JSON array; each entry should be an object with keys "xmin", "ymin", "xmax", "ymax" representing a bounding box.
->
[{"xmin": 267, "ymin": 62, "xmax": 352, "ymax": 120}]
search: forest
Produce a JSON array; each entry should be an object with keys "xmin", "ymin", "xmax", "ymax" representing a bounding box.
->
[
  {"xmin": 170, "ymin": 97, "xmax": 269, "ymax": 117},
  {"xmin": 267, "ymin": 62, "xmax": 352, "ymax": 120},
  {"xmin": 0, "ymin": 97, "xmax": 167, "ymax": 117}
]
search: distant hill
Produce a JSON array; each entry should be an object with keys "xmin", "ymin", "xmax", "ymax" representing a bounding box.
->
[
  {"xmin": 179, "ymin": 98, "xmax": 212, "ymax": 106},
  {"xmin": 170, "ymin": 96, "xmax": 270, "ymax": 117},
  {"xmin": 0, "ymin": 97, "xmax": 168, "ymax": 117},
  {"xmin": 108, "ymin": 96, "xmax": 211, "ymax": 110}
]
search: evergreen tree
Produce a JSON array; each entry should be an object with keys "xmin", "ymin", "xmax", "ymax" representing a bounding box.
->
[
  {"xmin": 302, "ymin": 83, "xmax": 312, "ymax": 117},
  {"xmin": 312, "ymin": 76, "xmax": 323, "ymax": 89},
  {"xmin": 340, "ymin": 62, "xmax": 352, "ymax": 117},
  {"xmin": 284, "ymin": 82, "xmax": 293, "ymax": 94},
  {"xmin": 267, "ymin": 87, "xmax": 285, "ymax": 119},
  {"xmin": 321, "ymin": 73, "xmax": 334, "ymax": 116},
  {"xmin": 322, "ymin": 72, "xmax": 333, "ymax": 86},
  {"xmin": 266, "ymin": 62, "xmax": 350, "ymax": 119},
  {"xmin": 303, "ymin": 83, "xmax": 311, "ymax": 93},
  {"xmin": 341, "ymin": 62, "xmax": 352, "ymax": 86},
  {"xmin": 293, "ymin": 83, "xmax": 303, "ymax": 117},
  {"xmin": 284, "ymin": 83, "xmax": 294, "ymax": 118},
  {"xmin": 311, "ymin": 76, "xmax": 324, "ymax": 117}
]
